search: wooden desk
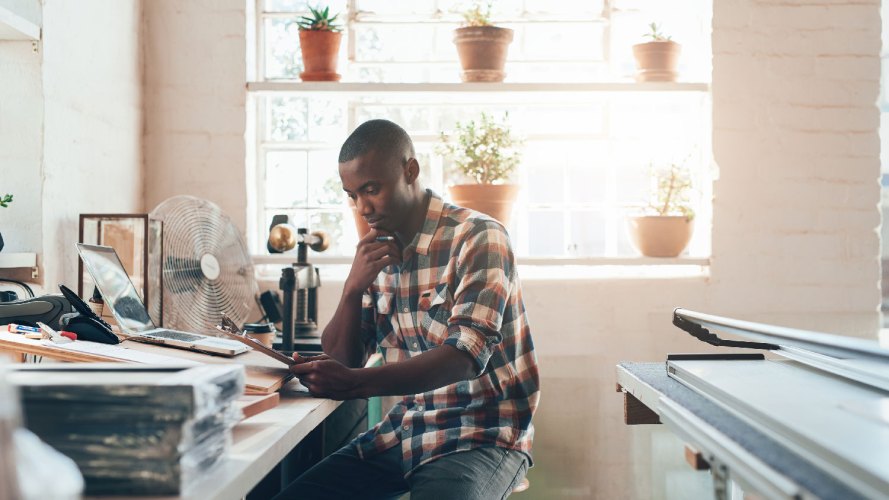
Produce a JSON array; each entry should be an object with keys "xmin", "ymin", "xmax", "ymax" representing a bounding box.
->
[{"xmin": 0, "ymin": 332, "xmax": 292, "ymax": 393}]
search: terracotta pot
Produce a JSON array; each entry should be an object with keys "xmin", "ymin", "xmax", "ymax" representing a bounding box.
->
[
  {"xmin": 348, "ymin": 199, "xmax": 371, "ymax": 238},
  {"xmin": 448, "ymin": 184, "xmax": 519, "ymax": 226},
  {"xmin": 453, "ymin": 26, "xmax": 514, "ymax": 82},
  {"xmin": 299, "ymin": 30, "xmax": 342, "ymax": 81},
  {"xmin": 627, "ymin": 215, "xmax": 694, "ymax": 257},
  {"xmin": 631, "ymin": 40, "xmax": 681, "ymax": 82}
]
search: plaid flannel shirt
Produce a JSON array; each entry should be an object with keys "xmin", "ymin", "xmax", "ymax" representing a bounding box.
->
[{"xmin": 353, "ymin": 190, "xmax": 540, "ymax": 475}]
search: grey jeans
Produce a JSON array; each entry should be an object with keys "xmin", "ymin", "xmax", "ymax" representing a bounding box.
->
[{"xmin": 272, "ymin": 444, "xmax": 529, "ymax": 500}]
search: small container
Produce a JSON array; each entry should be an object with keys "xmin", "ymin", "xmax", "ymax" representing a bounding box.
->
[
  {"xmin": 87, "ymin": 287, "xmax": 104, "ymax": 317},
  {"xmin": 243, "ymin": 322, "xmax": 277, "ymax": 348}
]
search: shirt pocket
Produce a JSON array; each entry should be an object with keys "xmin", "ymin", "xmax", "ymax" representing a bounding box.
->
[
  {"xmin": 374, "ymin": 292, "xmax": 401, "ymax": 349},
  {"xmin": 418, "ymin": 283, "xmax": 452, "ymax": 345}
]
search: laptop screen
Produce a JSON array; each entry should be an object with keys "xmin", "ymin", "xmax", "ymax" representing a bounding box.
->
[{"xmin": 76, "ymin": 243, "xmax": 156, "ymax": 333}]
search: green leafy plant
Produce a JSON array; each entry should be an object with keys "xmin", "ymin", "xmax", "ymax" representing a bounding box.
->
[
  {"xmin": 646, "ymin": 163, "xmax": 694, "ymax": 220},
  {"xmin": 643, "ymin": 22, "xmax": 671, "ymax": 42},
  {"xmin": 0, "ymin": 194, "xmax": 12, "ymax": 208},
  {"xmin": 437, "ymin": 112, "xmax": 523, "ymax": 185},
  {"xmin": 461, "ymin": 1, "xmax": 493, "ymax": 27},
  {"xmin": 297, "ymin": 5, "xmax": 342, "ymax": 32}
]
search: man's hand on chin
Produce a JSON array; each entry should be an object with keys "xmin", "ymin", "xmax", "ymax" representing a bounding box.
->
[{"xmin": 290, "ymin": 355, "xmax": 365, "ymax": 400}]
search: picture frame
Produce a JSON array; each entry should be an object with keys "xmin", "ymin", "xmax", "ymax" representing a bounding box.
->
[{"xmin": 78, "ymin": 214, "xmax": 151, "ymax": 307}]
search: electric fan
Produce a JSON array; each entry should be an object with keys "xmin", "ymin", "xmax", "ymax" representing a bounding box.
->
[{"xmin": 149, "ymin": 196, "xmax": 258, "ymax": 334}]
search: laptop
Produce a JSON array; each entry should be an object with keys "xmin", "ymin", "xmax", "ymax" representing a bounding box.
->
[{"xmin": 75, "ymin": 243, "xmax": 248, "ymax": 357}]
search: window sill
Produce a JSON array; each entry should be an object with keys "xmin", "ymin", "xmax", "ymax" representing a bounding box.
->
[
  {"xmin": 246, "ymin": 81, "xmax": 711, "ymax": 94},
  {"xmin": 253, "ymin": 256, "xmax": 710, "ymax": 282}
]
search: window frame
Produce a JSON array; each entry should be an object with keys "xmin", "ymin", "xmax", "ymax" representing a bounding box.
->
[{"xmin": 247, "ymin": 0, "xmax": 714, "ymax": 265}]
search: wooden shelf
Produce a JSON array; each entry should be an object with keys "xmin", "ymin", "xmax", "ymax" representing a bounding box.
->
[
  {"xmin": 0, "ymin": 252, "xmax": 37, "ymax": 269},
  {"xmin": 247, "ymin": 81, "xmax": 711, "ymax": 94},
  {"xmin": 0, "ymin": 5, "xmax": 39, "ymax": 41}
]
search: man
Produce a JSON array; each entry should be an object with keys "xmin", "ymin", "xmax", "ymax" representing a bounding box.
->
[{"xmin": 275, "ymin": 119, "xmax": 539, "ymax": 499}]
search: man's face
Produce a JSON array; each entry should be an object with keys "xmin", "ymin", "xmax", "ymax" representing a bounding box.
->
[{"xmin": 339, "ymin": 149, "xmax": 413, "ymax": 233}]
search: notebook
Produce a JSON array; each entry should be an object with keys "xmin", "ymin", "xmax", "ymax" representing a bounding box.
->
[{"xmin": 75, "ymin": 243, "xmax": 248, "ymax": 357}]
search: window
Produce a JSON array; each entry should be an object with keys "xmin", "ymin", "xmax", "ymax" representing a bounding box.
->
[{"xmin": 248, "ymin": 0, "xmax": 713, "ymax": 260}]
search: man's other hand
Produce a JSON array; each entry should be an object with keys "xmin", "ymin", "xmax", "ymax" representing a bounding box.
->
[{"xmin": 291, "ymin": 355, "xmax": 364, "ymax": 400}]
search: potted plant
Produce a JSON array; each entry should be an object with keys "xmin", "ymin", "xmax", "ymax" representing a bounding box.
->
[
  {"xmin": 632, "ymin": 22, "xmax": 681, "ymax": 82},
  {"xmin": 297, "ymin": 5, "xmax": 343, "ymax": 82},
  {"xmin": 437, "ymin": 112, "xmax": 523, "ymax": 225},
  {"xmin": 627, "ymin": 163, "xmax": 695, "ymax": 257},
  {"xmin": 453, "ymin": 1, "xmax": 514, "ymax": 82},
  {"xmin": 0, "ymin": 193, "xmax": 12, "ymax": 252}
]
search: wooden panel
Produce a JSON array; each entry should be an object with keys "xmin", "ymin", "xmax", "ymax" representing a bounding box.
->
[
  {"xmin": 684, "ymin": 445, "xmax": 710, "ymax": 470},
  {"xmin": 236, "ymin": 393, "xmax": 281, "ymax": 420},
  {"xmin": 623, "ymin": 391, "xmax": 661, "ymax": 425}
]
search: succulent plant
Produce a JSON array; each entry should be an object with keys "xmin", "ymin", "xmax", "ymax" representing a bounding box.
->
[
  {"xmin": 297, "ymin": 5, "xmax": 342, "ymax": 32},
  {"xmin": 643, "ymin": 22, "xmax": 672, "ymax": 42},
  {"xmin": 0, "ymin": 194, "xmax": 12, "ymax": 208}
]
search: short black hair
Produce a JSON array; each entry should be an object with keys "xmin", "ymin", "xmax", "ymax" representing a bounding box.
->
[{"xmin": 338, "ymin": 119, "xmax": 415, "ymax": 165}]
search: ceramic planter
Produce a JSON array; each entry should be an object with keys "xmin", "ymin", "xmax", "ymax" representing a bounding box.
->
[
  {"xmin": 627, "ymin": 215, "xmax": 694, "ymax": 257},
  {"xmin": 448, "ymin": 184, "xmax": 519, "ymax": 226},
  {"xmin": 631, "ymin": 40, "xmax": 681, "ymax": 82},
  {"xmin": 298, "ymin": 30, "xmax": 342, "ymax": 81},
  {"xmin": 453, "ymin": 26, "xmax": 514, "ymax": 82}
]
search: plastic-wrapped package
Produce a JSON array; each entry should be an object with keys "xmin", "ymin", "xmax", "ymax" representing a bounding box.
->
[
  {"xmin": 7, "ymin": 363, "xmax": 245, "ymax": 496},
  {"xmin": 0, "ymin": 360, "xmax": 84, "ymax": 500}
]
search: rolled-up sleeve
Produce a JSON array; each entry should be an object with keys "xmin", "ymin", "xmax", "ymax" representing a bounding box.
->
[{"xmin": 443, "ymin": 221, "xmax": 514, "ymax": 375}]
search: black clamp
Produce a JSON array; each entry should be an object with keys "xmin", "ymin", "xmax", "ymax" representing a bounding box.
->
[{"xmin": 672, "ymin": 311, "xmax": 779, "ymax": 350}]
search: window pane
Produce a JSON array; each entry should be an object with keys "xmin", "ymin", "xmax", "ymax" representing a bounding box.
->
[
  {"xmin": 268, "ymin": 96, "xmax": 308, "ymax": 141},
  {"xmin": 569, "ymin": 211, "xmax": 606, "ymax": 255},
  {"xmin": 527, "ymin": 211, "xmax": 564, "ymax": 255},
  {"xmin": 310, "ymin": 210, "xmax": 351, "ymax": 255},
  {"xmin": 566, "ymin": 143, "xmax": 609, "ymax": 205},
  {"xmin": 308, "ymin": 99, "xmax": 347, "ymax": 142},
  {"xmin": 306, "ymin": 150, "xmax": 341, "ymax": 207},
  {"xmin": 265, "ymin": 151, "xmax": 308, "ymax": 208},
  {"xmin": 264, "ymin": 17, "xmax": 302, "ymax": 79},
  {"xmin": 264, "ymin": 0, "xmax": 347, "ymax": 13}
]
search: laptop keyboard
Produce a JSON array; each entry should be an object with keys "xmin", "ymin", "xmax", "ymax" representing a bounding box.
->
[{"xmin": 145, "ymin": 330, "xmax": 205, "ymax": 342}]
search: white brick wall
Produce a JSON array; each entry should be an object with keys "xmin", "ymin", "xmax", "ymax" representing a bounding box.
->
[
  {"xmin": 0, "ymin": 41, "xmax": 43, "ymax": 257},
  {"xmin": 142, "ymin": 0, "xmax": 248, "ymax": 234},
  {"xmin": 40, "ymin": 0, "xmax": 142, "ymax": 289},
  {"xmin": 0, "ymin": 0, "xmax": 141, "ymax": 289}
]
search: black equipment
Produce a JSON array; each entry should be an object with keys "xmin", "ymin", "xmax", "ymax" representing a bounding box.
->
[
  {"xmin": 265, "ymin": 216, "xmax": 328, "ymax": 352},
  {"xmin": 0, "ymin": 294, "xmax": 72, "ymax": 331},
  {"xmin": 57, "ymin": 284, "xmax": 119, "ymax": 344}
]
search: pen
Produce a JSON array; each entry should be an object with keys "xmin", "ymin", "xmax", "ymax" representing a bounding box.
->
[
  {"xmin": 375, "ymin": 236, "xmax": 395, "ymax": 242},
  {"xmin": 7, "ymin": 323, "xmax": 41, "ymax": 334}
]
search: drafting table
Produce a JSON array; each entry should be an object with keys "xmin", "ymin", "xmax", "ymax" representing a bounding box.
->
[{"xmin": 616, "ymin": 309, "xmax": 889, "ymax": 500}]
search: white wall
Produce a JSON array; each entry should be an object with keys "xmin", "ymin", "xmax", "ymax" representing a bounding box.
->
[
  {"xmin": 0, "ymin": 0, "xmax": 142, "ymax": 290},
  {"xmin": 142, "ymin": 0, "xmax": 248, "ymax": 234},
  {"xmin": 40, "ymin": 0, "xmax": 143, "ymax": 289},
  {"xmin": 144, "ymin": 0, "xmax": 884, "ymax": 498},
  {"xmin": 0, "ymin": 39, "xmax": 43, "ymax": 257}
]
